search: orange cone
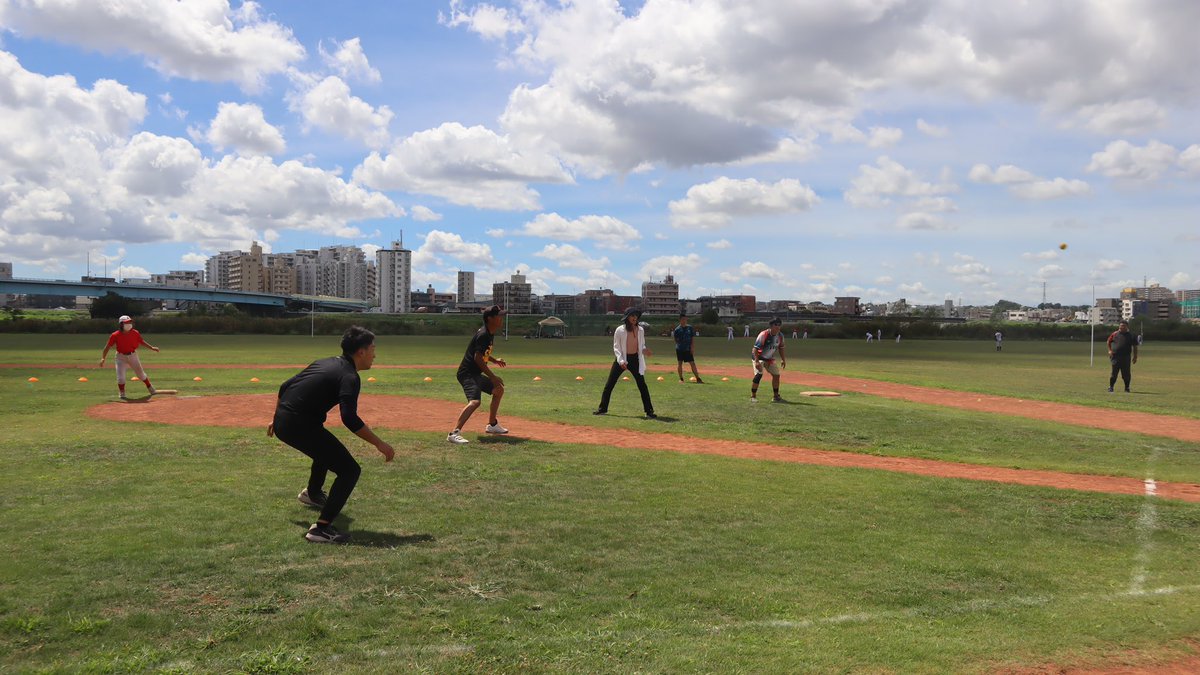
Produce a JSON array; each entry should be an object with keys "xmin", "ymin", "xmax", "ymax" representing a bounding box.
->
[
  {"xmin": 575, "ymin": 376, "xmax": 584, "ymax": 381},
  {"xmin": 130, "ymin": 376, "xmax": 139, "ymax": 381},
  {"xmin": 193, "ymin": 376, "xmax": 203, "ymax": 382},
  {"xmin": 656, "ymin": 376, "xmax": 664, "ymax": 381},
  {"xmin": 533, "ymin": 376, "xmax": 542, "ymax": 381},
  {"xmin": 622, "ymin": 375, "xmax": 630, "ymax": 381},
  {"xmin": 27, "ymin": 377, "xmax": 38, "ymax": 383},
  {"xmin": 250, "ymin": 377, "xmax": 260, "ymax": 383},
  {"xmin": 367, "ymin": 376, "xmax": 377, "ymax": 382},
  {"xmin": 721, "ymin": 377, "xmax": 729, "ymax": 381},
  {"xmin": 78, "ymin": 377, "xmax": 89, "ymax": 382},
  {"xmin": 423, "ymin": 377, "xmax": 433, "ymax": 382}
]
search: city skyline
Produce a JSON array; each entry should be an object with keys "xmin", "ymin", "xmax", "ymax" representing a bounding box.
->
[{"xmin": 1, "ymin": 2, "xmax": 1197, "ymax": 306}]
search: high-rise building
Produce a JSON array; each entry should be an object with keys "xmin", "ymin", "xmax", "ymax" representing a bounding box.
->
[
  {"xmin": 641, "ymin": 274, "xmax": 679, "ymax": 315},
  {"xmin": 205, "ymin": 249, "xmax": 244, "ymax": 289},
  {"xmin": 228, "ymin": 242, "xmax": 265, "ymax": 292},
  {"xmin": 493, "ymin": 272, "xmax": 532, "ymax": 314},
  {"xmin": 0, "ymin": 262, "xmax": 13, "ymax": 279},
  {"xmin": 1121, "ymin": 284, "xmax": 1174, "ymax": 301},
  {"xmin": 150, "ymin": 270, "xmax": 203, "ymax": 287},
  {"xmin": 457, "ymin": 271, "xmax": 476, "ymax": 305},
  {"xmin": 376, "ymin": 240, "xmax": 412, "ymax": 313}
]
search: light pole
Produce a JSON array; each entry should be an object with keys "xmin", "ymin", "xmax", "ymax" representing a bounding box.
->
[
  {"xmin": 311, "ymin": 298, "xmax": 315, "ymax": 338},
  {"xmin": 503, "ymin": 281, "xmax": 509, "ymax": 341},
  {"xmin": 1089, "ymin": 284, "xmax": 1095, "ymax": 367}
]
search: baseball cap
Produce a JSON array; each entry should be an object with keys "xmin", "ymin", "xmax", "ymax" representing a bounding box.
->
[
  {"xmin": 769, "ymin": 317, "xmax": 782, "ymax": 326},
  {"xmin": 118, "ymin": 315, "xmax": 133, "ymax": 324},
  {"xmin": 482, "ymin": 305, "xmax": 506, "ymax": 319}
]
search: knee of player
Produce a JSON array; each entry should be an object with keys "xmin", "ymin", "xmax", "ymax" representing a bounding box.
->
[
  {"xmin": 343, "ymin": 459, "xmax": 362, "ymax": 480},
  {"xmin": 493, "ymin": 384, "xmax": 505, "ymax": 395}
]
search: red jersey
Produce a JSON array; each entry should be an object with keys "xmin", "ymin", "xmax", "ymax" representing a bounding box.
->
[{"xmin": 107, "ymin": 329, "xmax": 146, "ymax": 354}]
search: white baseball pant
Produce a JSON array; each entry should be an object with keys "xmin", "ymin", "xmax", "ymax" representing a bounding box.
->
[{"xmin": 115, "ymin": 352, "xmax": 148, "ymax": 384}]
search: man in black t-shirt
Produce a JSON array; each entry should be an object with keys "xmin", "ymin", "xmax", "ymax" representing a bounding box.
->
[
  {"xmin": 269, "ymin": 326, "xmax": 395, "ymax": 544},
  {"xmin": 1106, "ymin": 320, "xmax": 1139, "ymax": 392},
  {"xmin": 448, "ymin": 305, "xmax": 509, "ymax": 444}
]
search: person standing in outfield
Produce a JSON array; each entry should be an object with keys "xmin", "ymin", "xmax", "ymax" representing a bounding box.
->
[
  {"xmin": 876, "ymin": 328, "xmax": 882, "ymax": 342},
  {"xmin": 895, "ymin": 332, "xmax": 902, "ymax": 343},
  {"xmin": 595, "ymin": 307, "xmax": 656, "ymax": 419},
  {"xmin": 448, "ymin": 306, "xmax": 509, "ymax": 444},
  {"xmin": 98, "ymin": 315, "xmax": 160, "ymax": 400},
  {"xmin": 1107, "ymin": 320, "xmax": 1139, "ymax": 393},
  {"xmin": 727, "ymin": 325, "xmax": 734, "ymax": 341},
  {"xmin": 791, "ymin": 327, "xmax": 799, "ymax": 339},
  {"xmin": 269, "ymin": 326, "xmax": 394, "ymax": 544},
  {"xmin": 751, "ymin": 318, "xmax": 787, "ymax": 403},
  {"xmin": 743, "ymin": 324, "xmax": 751, "ymax": 338},
  {"xmin": 994, "ymin": 330, "xmax": 1003, "ymax": 351},
  {"xmin": 673, "ymin": 313, "xmax": 703, "ymax": 383}
]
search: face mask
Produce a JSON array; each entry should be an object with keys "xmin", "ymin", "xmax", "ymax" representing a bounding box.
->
[{"xmin": 121, "ymin": 324, "xmax": 132, "ymax": 332}]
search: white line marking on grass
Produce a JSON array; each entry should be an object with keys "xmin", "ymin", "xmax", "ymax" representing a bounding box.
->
[
  {"xmin": 1129, "ymin": 448, "xmax": 1163, "ymax": 595},
  {"xmin": 712, "ymin": 585, "xmax": 1200, "ymax": 633}
]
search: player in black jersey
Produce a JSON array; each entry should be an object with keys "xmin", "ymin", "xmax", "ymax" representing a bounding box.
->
[{"xmin": 270, "ymin": 326, "xmax": 395, "ymax": 543}]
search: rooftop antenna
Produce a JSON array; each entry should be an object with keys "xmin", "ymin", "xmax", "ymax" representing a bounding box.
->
[{"xmin": 1042, "ymin": 281, "xmax": 1047, "ymax": 305}]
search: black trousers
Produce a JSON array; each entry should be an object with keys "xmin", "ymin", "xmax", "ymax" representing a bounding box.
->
[
  {"xmin": 598, "ymin": 355, "xmax": 654, "ymax": 415},
  {"xmin": 1109, "ymin": 356, "xmax": 1132, "ymax": 389},
  {"xmin": 274, "ymin": 412, "xmax": 361, "ymax": 523}
]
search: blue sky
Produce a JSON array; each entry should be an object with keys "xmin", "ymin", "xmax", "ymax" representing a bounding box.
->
[{"xmin": 1, "ymin": 0, "xmax": 1197, "ymax": 305}]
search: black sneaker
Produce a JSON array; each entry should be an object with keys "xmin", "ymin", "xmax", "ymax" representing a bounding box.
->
[
  {"xmin": 305, "ymin": 523, "xmax": 349, "ymax": 544},
  {"xmin": 593, "ymin": 409, "xmax": 607, "ymax": 415},
  {"xmin": 695, "ymin": 379, "xmax": 704, "ymax": 384},
  {"xmin": 1125, "ymin": 388, "xmax": 1131, "ymax": 393},
  {"xmin": 772, "ymin": 396, "xmax": 785, "ymax": 403},
  {"xmin": 297, "ymin": 488, "xmax": 327, "ymax": 508},
  {"xmin": 645, "ymin": 412, "xmax": 657, "ymax": 419},
  {"xmin": 1107, "ymin": 386, "xmax": 1114, "ymax": 393}
]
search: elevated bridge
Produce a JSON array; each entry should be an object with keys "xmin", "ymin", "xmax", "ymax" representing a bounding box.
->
[{"xmin": 0, "ymin": 278, "xmax": 368, "ymax": 312}]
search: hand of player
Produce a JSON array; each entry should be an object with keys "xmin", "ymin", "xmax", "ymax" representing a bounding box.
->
[
  {"xmin": 754, "ymin": 360, "xmax": 763, "ymax": 373},
  {"xmin": 376, "ymin": 441, "xmax": 395, "ymax": 462},
  {"xmin": 620, "ymin": 362, "xmax": 628, "ymax": 371},
  {"xmin": 1108, "ymin": 350, "xmax": 1113, "ymax": 357},
  {"xmin": 494, "ymin": 358, "xmax": 506, "ymax": 368},
  {"xmin": 781, "ymin": 360, "xmax": 787, "ymax": 369},
  {"xmin": 643, "ymin": 348, "xmax": 652, "ymax": 357},
  {"xmin": 266, "ymin": 422, "xmax": 274, "ymax": 438},
  {"xmin": 151, "ymin": 346, "xmax": 160, "ymax": 352},
  {"xmin": 98, "ymin": 358, "xmax": 105, "ymax": 367},
  {"xmin": 1133, "ymin": 356, "xmax": 1138, "ymax": 364}
]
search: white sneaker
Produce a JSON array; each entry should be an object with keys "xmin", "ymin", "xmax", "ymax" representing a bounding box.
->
[
  {"xmin": 750, "ymin": 396, "xmax": 758, "ymax": 403},
  {"xmin": 485, "ymin": 422, "xmax": 509, "ymax": 434},
  {"xmin": 447, "ymin": 432, "xmax": 470, "ymax": 444},
  {"xmin": 148, "ymin": 387, "xmax": 157, "ymax": 395}
]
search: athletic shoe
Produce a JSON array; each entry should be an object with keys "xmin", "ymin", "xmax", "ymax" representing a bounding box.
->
[
  {"xmin": 750, "ymin": 396, "xmax": 758, "ymax": 403},
  {"xmin": 1107, "ymin": 386, "xmax": 1114, "ymax": 393},
  {"xmin": 297, "ymin": 488, "xmax": 327, "ymax": 508},
  {"xmin": 1125, "ymin": 388, "xmax": 1131, "ymax": 393},
  {"xmin": 148, "ymin": 387, "xmax": 157, "ymax": 395},
  {"xmin": 772, "ymin": 396, "xmax": 785, "ymax": 403},
  {"xmin": 645, "ymin": 412, "xmax": 657, "ymax": 419},
  {"xmin": 119, "ymin": 394, "xmax": 128, "ymax": 401},
  {"xmin": 679, "ymin": 378, "xmax": 685, "ymax": 383},
  {"xmin": 447, "ymin": 432, "xmax": 470, "ymax": 444},
  {"xmin": 695, "ymin": 379, "xmax": 704, "ymax": 384},
  {"xmin": 305, "ymin": 523, "xmax": 349, "ymax": 544},
  {"xmin": 592, "ymin": 409, "xmax": 607, "ymax": 415},
  {"xmin": 485, "ymin": 422, "xmax": 509, "ymax": 434}
]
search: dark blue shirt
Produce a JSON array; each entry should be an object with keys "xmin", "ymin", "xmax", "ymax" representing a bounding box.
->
[{"xmin": 673, "ymin": 324, "xmax": 695, "ymax": 351}]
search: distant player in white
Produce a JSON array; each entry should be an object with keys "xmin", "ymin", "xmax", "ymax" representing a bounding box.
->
[
  {"xmin": 791, "ymin": 327, "xmax": 799, "ymax": 339},
  {"xmin": 726, "ymin": 325, "xmax": 734, "ymax": 341},
  {"xmin": 895, "ymin": 333, "xmax": 901, "ymax": 343},
  {"xmin": 995, "ymin": 331, "xmax": 1003, "ymax": 352},
  {"xmin": 865, "ymin": 331, "xmax": 873, "ymax": 343},
  {"xmin": 876, "ymin": 328, "xmax": 882, "ymax": 342},
  {"xmin": 743, "ymin": 324, "xmax": 750, "ymax": 338}
]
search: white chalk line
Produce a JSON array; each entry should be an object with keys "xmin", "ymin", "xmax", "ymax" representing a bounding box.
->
[
  {"xmin": 712, "ymin": 583, "xmax": 1200, "ymax": 633},
  {"xmin": 1129, "ymin": 447, "xmax": 1163, "ymax": 595}
]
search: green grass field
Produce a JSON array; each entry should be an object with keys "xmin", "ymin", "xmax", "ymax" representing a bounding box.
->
[{"xmin": 3, "ymin": 334, "xmax": 1199, "ymax": 672}]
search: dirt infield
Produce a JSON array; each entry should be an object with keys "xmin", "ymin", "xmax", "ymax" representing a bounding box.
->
[
  {"xmin": 19, "ymin": 361, "xmax": 1199, "ymax": 443},
  {"xmin": 88, "ymin": 393, "xmax": 1200, "ymax": 503}
]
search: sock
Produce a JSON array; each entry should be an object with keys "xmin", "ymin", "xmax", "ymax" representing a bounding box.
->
[
  {"xmin": 143, "ymin": 378, "xmax": 153, "ymax": 389},
  {"xmin": 773, "ymin": 388, "xmax": 780, "ymax": 397},
  {"xmin": 118, "ymin": 383, "xmax": 126, "ymax": 395},
  {"xmin": 750, "ymin": 388, "xmax": 758, "ymax": 397},
  {"xmin": 489, "ymin": 419, "xmax": 498, "ymax": 426}
]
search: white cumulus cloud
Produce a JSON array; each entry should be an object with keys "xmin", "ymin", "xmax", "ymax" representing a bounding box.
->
[
  {"xmin": 354, "ymin": 122, "xmax": 572, "ymax": 210},
  {"xmin": 515, "ymin": 213, "xmax": 641, "ymax": 250},
  {"xmin": 205, "ymin": 102, "xmax": 285, "ymax": 156},
  {"xmin": 669, "ymin": 177, "xmax": 819, "ymax": 229},
  {"xmin": 412, "ymin": 230, "xmax": 493, "ymax": 267},
  {"xmin": 293, "ymin": 76, "xmax": 392, "ymax": 149},
  {"xmin": 410, "ymin": 205, "xmax": 443, "ymax": 222},
  {"xmin": 319, "ymin": 37, "xmax": 381, "ymax": 84},
  {"xmin": 1086, "ymin": 140, "xmax": 1179, "ymax": 181}
]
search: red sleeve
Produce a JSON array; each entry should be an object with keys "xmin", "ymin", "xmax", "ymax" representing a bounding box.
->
[
  {"xmin": 1106, "ymin": 331, "xmax": 1116, "ymax": 347},
  {"xmin": 105, "ymin": 332, "xmax": 118, "ymax": 348}
]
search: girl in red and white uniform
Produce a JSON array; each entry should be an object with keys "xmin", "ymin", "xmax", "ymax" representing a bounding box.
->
[{"xmin": 99, "ymin": 315, "xmax": 160, "ymax": 399}]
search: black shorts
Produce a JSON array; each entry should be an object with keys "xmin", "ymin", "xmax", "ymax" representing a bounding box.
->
[
  {"xmin": 675, "ymin": 350, "xmax": 694, "ymax": 363},
  {"xmin": 457, "ymin": 372, "xmax": 494, "ymax": 401}
]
